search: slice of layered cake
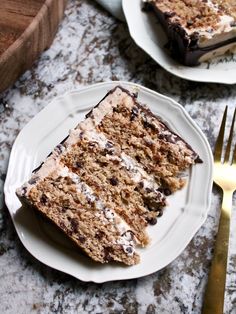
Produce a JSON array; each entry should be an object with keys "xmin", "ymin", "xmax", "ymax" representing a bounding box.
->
[
  {"xmin": 143, "ymin": 0, "xmax": 236, "ymax": 66},
  {"xmin": 16, "ymin": 86, "xmax": 202, "ymax": 265}
]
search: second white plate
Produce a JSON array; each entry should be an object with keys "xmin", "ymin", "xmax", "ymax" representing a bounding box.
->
[
  {"xmin": 123, "ymin": 0, "xmax": 236, "ymax": 84},
  {"xmin": 4, "ymin": 81, "xmax": 213, "ymax": 282}
]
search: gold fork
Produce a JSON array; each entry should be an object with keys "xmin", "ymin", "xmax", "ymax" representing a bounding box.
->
[{"xmin": 202, "ymin": 106, "xmax": 236, "ymax": 314}]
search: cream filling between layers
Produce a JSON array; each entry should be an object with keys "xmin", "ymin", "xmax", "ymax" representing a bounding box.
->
[{"xmin": 199, "ymin": 41, "xmax": 236, "ymax": 62}]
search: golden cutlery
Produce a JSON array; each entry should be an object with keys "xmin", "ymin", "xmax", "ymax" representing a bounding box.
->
[{"xmin": 202, "ymin": 106, "xmax": 236, "ymax": 313}]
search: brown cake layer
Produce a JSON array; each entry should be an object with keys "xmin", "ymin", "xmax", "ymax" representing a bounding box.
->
[
  {"xmin": 16, "ymin": 86, "xmax": 202, "ymax": 265},
  {"xmin": 94, "ymin": 90, "xmax": 201, "ymax": 191},
  {"xmin": 23, "ymin": 165, "xmax": 139, "ymax": 265}
]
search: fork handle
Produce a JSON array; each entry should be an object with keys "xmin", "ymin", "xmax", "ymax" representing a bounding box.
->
[{"xmin": 202, "ymin": 190, "xmax": 232, "ymax": 314}]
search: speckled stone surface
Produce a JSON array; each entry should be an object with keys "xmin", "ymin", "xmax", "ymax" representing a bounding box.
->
[{"xmin": 0, "ymin": 1, "xmax": 236, "ymax": 313}]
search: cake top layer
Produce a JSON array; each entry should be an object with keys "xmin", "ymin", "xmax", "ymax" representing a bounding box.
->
[
  {"xmin": 148, "ymin": 0, "xmax": 236, "ymax": 47},
  {"xmin": 18, "ymin": 86, "xmax": 200, "ymax": 197}
]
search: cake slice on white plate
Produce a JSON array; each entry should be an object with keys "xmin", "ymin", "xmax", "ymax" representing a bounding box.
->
[{"xmin": 17, "ymin": 86, "xmax": 202, "ymax": 265}]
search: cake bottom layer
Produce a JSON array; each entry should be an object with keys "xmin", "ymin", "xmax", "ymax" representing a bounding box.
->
[{"xmin": 23, "ymin": 168, "xmax": 140, "ymax": 265}]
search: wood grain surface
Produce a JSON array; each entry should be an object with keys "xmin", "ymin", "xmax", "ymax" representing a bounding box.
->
[{"xmin": 0, "ymin": 0, "xmax": 68, "ymax": 93}]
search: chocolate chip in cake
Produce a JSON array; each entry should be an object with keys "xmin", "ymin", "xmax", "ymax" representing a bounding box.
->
[
  {"xmin": 110, "ymin": 177, "xmax": 118, "ymax": 186},
  {"xmin": 21, "ymin": 186, "xmax": 27, "ymax": 196},
  {"xmin": 161, "ymin": 132, "xmax": 176, "ymax": 144},
  {"xmin": 189, "ymin": 32, "xmax": 199, "ymax": 46},
  {"xmin": 88, "ymin": 142, "xmax": 96, "ymax": 148},
  {"xmin": 187, "ymin": 20, "xmax": 194, "ymax": 27},
  {"xmin": 142, "ymin": 119, "xmax": 156, "ymax": 130},
  {"xmin": 75, "ymin": 161, "xmax": 83, "ymax": 168},
  {"xmin": 105, "ymin": 141, "xmax": 113, "ymax": 149},
  {"xmin": 145, "ymin": 187, "xmax": 152, "ymax": 193},
  {"xmin": 104, "ymin": 142, "xmax": 115, "ymax": 155},
  {"xmin": 143, "ymin": 120, "xmax": 151, "ymax": 129},
  {"xmin": 124, "ymin": 246, "xmax": 134, "ymax": 254},
  {"xmin": 78, "ymin": 235, "xmax": 86, "ymax": 243},
  {"xmin": 164, "ymin": 11, "xmax": 176, "ymax": 18},
  {"xmin": 79, "ymin": 131, "xmax": 84, "ymax": 139},
  {"xmin": 144, "ymin": 196, "xmax": 162, "ymax": 211},
  {"xmin": 60, "ymin": 221, "xmax": 66, "ymax": 229},
  {"xmin": 40, "ymin": 194, "xmax": 48, "ymax": 204},
  {"xmin": 130, "ymin": 106, "xmax": 139, "ymax": 121},
  {"xmin": 104, "ymin": 247, "xmax": 114, "ymax": 262},
  {"xmin": 98, "ymin": 160, "xmax": 108, "ymax": 167},
  {"xmin": 146, "ymin": 217, "xmax": 157, "ymax": 225},
  {"xmin": 95, "ymin": 230, "xmax": 105, "ymax": 240},
  {"xmin": 139, "ymin": 181, "xmax": 144, "ymax": 189},
  {"xmin": 28, "ymin": 176, "xmax": 39, "ymax": 185},
  {"xmin": 70, "ymin": 218, "xmax": 79, "ymax": 232},
  {"xmin": 135, "ymin": 155, "xmax": 141, "ymax": 162},
  {"xmin": 164, "ymin": 188, "xmax": 171, "ymax": 196},
  {"xmin": 55, "ymin": 144, "xmax": 64, "ymax": 154}
]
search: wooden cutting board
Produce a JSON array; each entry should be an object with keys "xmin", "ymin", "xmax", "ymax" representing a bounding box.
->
[{"xmin": 0, "ymin": 0, "xmax": 68, "ymax": 93}]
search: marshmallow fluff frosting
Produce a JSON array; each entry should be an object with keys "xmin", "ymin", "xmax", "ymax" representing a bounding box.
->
[{"xmin": 16, "ymin": 86, "xmax": 202, "ymax": 265}]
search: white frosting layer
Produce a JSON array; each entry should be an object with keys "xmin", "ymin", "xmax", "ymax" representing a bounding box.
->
[{"xmin": 199, "ymin": 41, "xmax": 236, "ymax": 62}]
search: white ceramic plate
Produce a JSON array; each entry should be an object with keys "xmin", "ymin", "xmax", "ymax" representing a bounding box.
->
[
  {"xmin": 122, "ymin": 0, "xmax": 236, "ymax": 84},
  {"xmin": 4, "ymin": 81, "xmax": 213, "ymax": 283}
]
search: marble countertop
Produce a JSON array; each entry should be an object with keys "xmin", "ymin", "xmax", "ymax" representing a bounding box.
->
[{"xmin": 0, "ymin": 0, "xmax": 236, "ymax": 313}]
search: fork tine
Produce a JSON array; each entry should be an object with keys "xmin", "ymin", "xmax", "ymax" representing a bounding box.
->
[
  {"xmin": 224, "ymin": 107, "xmax": 236, "ymax": 163},
  {"xmin": 232, "ymin": 143, "xmax": 236, "ymax": 165},
  {"xmin": 214, "ymin": 106, "xmax": 228, "ymax": 162}
]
